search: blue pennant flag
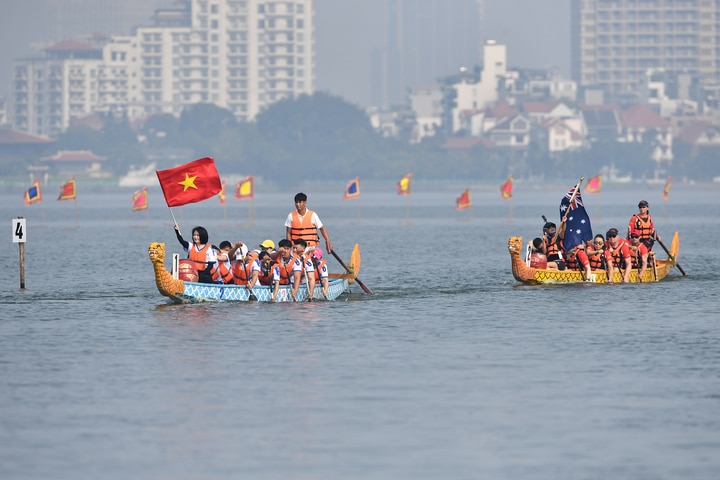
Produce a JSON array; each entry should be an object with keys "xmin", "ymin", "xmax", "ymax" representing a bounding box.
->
[{"xmin": 559, "ymin": 183, "xmax": 593, "ymax": 251}]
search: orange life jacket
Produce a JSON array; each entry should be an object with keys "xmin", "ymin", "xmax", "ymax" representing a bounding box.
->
[
  {"xmin": 232, "ymin": 258, "xmax": 257, "ymax": 285},
  {"xmin": 606, "ymin": 239, "xmax": 631, "ymax": 268},
  {"xmin": 588, "ymin": 249, "xmax": 605, "ymax": 270},
  {"xmin": 217, "ymin": 259, "xmax": 234, "ymax": 284},
  {"xmin": 188, "ymin": 244, "xmax": 219, "ymax": 281},
  {"xmin": 313, "ymin": 259, "xmax": 327, "ymax": 281},
  {"xmin": 630, "ymin": 243, "xmax": 649, "ymax": 268},
  {"xmin": 629, "ymin": 214, "xmax": 655, "ymax": 240},
  {"xmin": 278, "ymin": 253, "xmax": 300, "ymax": 285},
  {"xmin": 258, "ymin": 260, "xmax": 279, "ymax": 285},
  {"xmin": 290, "ymin": 209, "xmax": 319, "ymax": 246}
]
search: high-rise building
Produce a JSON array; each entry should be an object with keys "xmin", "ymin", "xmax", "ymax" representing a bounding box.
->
[
  {"xmin": 571, "ymin": 0, "xmax": 720, "ymax": 99},
  {"xmin": 374, "ymin": 0, "xmax": 484, "ymax": 107},
  {"xmin": 11, "ymin": 0, "xmax": 315, "ymax": 135}
]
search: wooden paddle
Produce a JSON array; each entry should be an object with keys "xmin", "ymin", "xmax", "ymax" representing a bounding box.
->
[
  {"xmin": 330, "ymin": 249, "xmax": 373, "ymax": 294},
  {"xmin": 656, "ymin": 236, "xmax": 686, "ymax": 276}
]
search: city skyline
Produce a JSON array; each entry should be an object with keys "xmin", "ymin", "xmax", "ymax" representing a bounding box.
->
[{"xmin": 1, "ymin": 0, "xmax": 571, "ymax": 110}]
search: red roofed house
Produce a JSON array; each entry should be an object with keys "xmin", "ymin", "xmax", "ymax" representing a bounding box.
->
[
  {"xmin": 41, "ymin": 149, "xmax": 111, "ymax": 178},
  {"xmin": 620, "ymin": 104, "xmax": 673, "ymax": 164}
]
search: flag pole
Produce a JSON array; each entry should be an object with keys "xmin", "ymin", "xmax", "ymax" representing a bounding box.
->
[
  {"xmin": 74, "ymin": 198, "xmax": 79, "ymax": 227},
  {"xmin": 562, "ymin": 177, "xmax": 585, "ymax": 223}
]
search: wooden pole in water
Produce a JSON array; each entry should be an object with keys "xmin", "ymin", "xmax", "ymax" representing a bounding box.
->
[{"xmin": 19, "ymin": 243, "xmax": 25, "ymax": 289}]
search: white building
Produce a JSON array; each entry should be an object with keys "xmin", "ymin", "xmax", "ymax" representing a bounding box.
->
[
  {"xmin": 407, "ymin": 84, "xmax": 443, "ymax": 142},
  {"xmin": 450, "ymin": 40, "xmax": 506, "ymax": 133},
  {"xmin": 11, "ymin": 0, "xmax": 315, "ymax": 136}
]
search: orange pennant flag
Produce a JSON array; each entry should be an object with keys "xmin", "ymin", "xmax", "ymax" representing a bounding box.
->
[
  {"xmin": 24, "ymin": 180, "xmax": 42, "ymax": 205},
  {"xmin": 58, "ymin": 177, "xmax": 77, "ymax": 201},
  {"xmin": 235, "ymin": 175, "xmax": 254, "ymax": 200},
  {"xmin": 397, "ymin": 173, "xmax": 412, "ymax": 195},
  {"xmin": 662, "ymin": 175, "xmax": 671, "ymax": 202},
  {"xmin": 156, "ymin": 157, "xmax": 222, "ymax": 207},
  {"xmin": 132, "ymin": 187, "xmax": 148, "ymax": 212},
  {"xmin": 218, "ymin": 179, "xmax": 227, "ymax": 205},
  {"xmin": 586, "ymin": 174, "xmax": 602, "ymax": 194},
  {"xmin": 500, "ymin": 176, "xmax": 513, "ymax": 200},
  {"xmin": 456, "ymin": 189, "xmax": 471, "ymax": 210}
]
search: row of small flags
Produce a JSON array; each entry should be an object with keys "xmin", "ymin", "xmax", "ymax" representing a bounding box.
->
[
  {"xmin": 24, "ymin": 177, "xmax": 77, "ymax": 205},
  {"xmin": 23, "ymin": 170, "xmax": 672, "ymax": 212}
]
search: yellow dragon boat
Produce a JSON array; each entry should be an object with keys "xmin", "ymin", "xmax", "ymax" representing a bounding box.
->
[{"xmin": 508, "ymin": 232, "xmax": 681, "ymax": 285}]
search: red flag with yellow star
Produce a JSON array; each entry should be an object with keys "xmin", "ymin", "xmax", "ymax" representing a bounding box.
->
[{"xmin": 156, "ymin": 157, "xmax": 222, "ymax": 207}]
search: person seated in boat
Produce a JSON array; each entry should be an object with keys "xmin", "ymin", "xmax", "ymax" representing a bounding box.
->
[
  {"xmin": 628, "ymin": 229, "xmax": 650, "ymax": 280},
  {"xmin": 542, "ymin": 220, "xmax": 567, "ymax": 270},
  {"xmin": 604, "ymin": 228, "xmax": 632, "ymax": 283},
  {"xmin": 310, "ymin": 247, "xmax": 329, "ymax": 298},
  {"xmin": 627, "ymin": 200, "xmax": 660, "ymax": 250},
  {"xmin": 215, "ymin": 240, "xmax": 236, "ymax": 284},
  {"xmin": 586, "ymin": 234, "xmax": 607, "ymax": 271},
  {"xmin": 564, "ymin": 243, "xmax": 592, "ymax": 280},
  {"xmin": 530, "ymin": 237, "xmax": 551, "ymax": 269},
  {"xmin": 256, "ymin": 239, "xmax": 277, "ymax": 259},
  {"xmin": 292, "ymin": 239, "xmax": 317, "ymax": 301},
  {"xmin": 277, "ymin": 239, "xmax": 303, "ymax": 301},
  {"xmin": 232, "ymin": 250, "xmax": 261, "ymax": 291},
  {"xmin": 258, "ymin": 250, "xmax": 280, "ymax": 285},
  {"xmin": 174, "ymin": 224, "xmax": 218, "ymax": 284}
]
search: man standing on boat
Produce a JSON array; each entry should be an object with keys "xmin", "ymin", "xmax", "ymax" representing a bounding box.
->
[{"xmin": 285, "ymin": 192, "xmax": 334, "ymax": 254}]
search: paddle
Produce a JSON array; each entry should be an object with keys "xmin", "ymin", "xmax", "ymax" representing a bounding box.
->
[
  {"xmin": 656, "ymin": 236, "xmax": 686, "ymax": 276},
  {"xmin": 330, "ymin": 249, "xmax": 373, "ymax": 294},
  {"xmin": 651, "ymin": 255, "xmax": 658, "ymax": 282}
]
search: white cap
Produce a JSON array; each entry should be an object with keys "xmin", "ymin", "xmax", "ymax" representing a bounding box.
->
[{"xmin": 235, "ymin": 243, "xmax": 248, "ymax": 260}]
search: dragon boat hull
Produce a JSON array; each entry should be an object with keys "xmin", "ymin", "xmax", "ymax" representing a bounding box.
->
[
  {"xmin": 149, "ymin": 241, "xmax": 359, "ymax": 303},
  {"xmin": 172, "ymin": 278, "xmax": 348, "ymax": 303},
  {"xmin": 508, "ymin": 232, "xmax": 680, "ymax": 285}
]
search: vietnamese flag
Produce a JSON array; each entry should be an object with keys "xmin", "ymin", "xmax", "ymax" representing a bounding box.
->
[
  {"xmin": 156, "ymin": 157, "xmax": 222, "ymax": 207},
  {"xmin": 58, "ymin": 177, "xmax": 77, "ymax": 201}
]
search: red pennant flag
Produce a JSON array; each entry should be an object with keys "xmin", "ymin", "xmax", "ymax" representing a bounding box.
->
[
  {"xmin": 500, "ymin": 176, "xmax": 513, "ymax": 200},
  {"xmin": 24, "ymin": 180, "xmax": 42, "ymax": 205},
  {"xmin": 235, "ymin": 175, "xmax": 254, "ymax": 200},
  {"xmin": 156, "ymin": 157, "xmax": 222, "ymax": 207},
  {"xmin": 662, "ymin": 175, "xmax": 671, "ymax": 202},
  {"xmin": 344, "ymin": 177, "xmax": 360, "ymax": 199},
  {"xmin": 218, "ymin": 179, "xmax": 227, "ymax": 205},
  {"xmin": 397, "ymin": 173, "xmax": 412, "ymax": 195},
  {"xmin": 132, "ymin": 187, "xmax": 148, "ymax": 212},
  {"xmin": 586, "ymin": 174, "xmax": 602, "ymax": 194},
  {"xmin": 58, "ymin": 177, "xmax": 77, "ymax": 201},
  {"xmin": 456, "ymin": 189, "xmax": 471, "ymax": 210}
]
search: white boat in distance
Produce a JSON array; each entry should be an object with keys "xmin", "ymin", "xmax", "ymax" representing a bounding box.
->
[{"xmin": 119, "ymin": 163, "xmax": 157, "ymax": 188}]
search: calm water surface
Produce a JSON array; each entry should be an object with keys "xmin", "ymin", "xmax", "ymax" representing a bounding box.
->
[{"xmin": 1, "ymin": 185, "xmax": 719, "ymax": 479}]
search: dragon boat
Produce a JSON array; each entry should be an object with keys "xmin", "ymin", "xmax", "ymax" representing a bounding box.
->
[
  {"xmin": 148, "ymin": 242, "xmax": 361, "ymax": 303},
  {"xmin": 508, "ymin": 231, "xmax": 681, "ymax": 285}
]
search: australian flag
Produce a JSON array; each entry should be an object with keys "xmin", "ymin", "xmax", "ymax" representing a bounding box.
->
[{"xmin": 559, "ymin": 183, "xmax": 593, "ymax": 251}]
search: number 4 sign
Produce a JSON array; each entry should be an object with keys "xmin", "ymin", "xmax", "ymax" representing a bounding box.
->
[{"xmin": 12, "ymin": 218, "xmax": 26, "ymax": 243}]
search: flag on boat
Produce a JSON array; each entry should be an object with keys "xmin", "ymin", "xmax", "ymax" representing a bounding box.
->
[
  {"xmin": 586, "ymin": 174, "xmax": 602, "ymax": 193},
  {"xmin": 397, "ymin": 173, "xmax": 412, "ymax": 195},
  {"xmin": 156, "ymin": 157, "xmax": 222, "ymax": 207},
  {"xmin": 500, "ymin": 176, "xmax": 513, "ymax": 199},
  {"xmin": 235, "ymin": 175, "xmax": 254, "ymax": 199},
  {"xmin": 456, "ymin": 189, "xmax": 471, "ymax": 210},
  {"xmin": 57, "ymin": 177, "xmax": 77, "ymax": 201},
  {"xmin": 218, "ymin": 179, "xmax": 227, "ymax": 205},
  {"xmin": 132, "ymin": 187, "xmax": 148, "ymax": 212},
  {"xmin": 344, "ymin": 177, "xmax": 360, "ymax": 199},
  {"xmin": 24, "ymin": 180, "xmax": 42, "ymax": 205},
  {"xmin": 662, "ymin": 175, "xmax": 671, "ymax": 202},
  {"xmin": 559, "ymin": 182, "xmax": 593, "ymax": 252}
]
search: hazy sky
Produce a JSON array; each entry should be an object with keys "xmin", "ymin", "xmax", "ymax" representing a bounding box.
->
[{"xmin": 1, "ymin": 0, "xmax": 570, "ymax": 108}]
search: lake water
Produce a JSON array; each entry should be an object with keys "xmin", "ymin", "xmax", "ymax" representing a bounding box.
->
[{"xmin": 1, "ymin": 184, "xmax": 719, "ymax": 479}]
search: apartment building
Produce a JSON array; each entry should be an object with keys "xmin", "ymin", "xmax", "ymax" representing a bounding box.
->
[
  {"xmin": 571, "ymin": 0, "xmax": 720, "ymax": 99},
  {"xmin": 11, "ymin": 0, "xmax": 315, "ymax": 136}
]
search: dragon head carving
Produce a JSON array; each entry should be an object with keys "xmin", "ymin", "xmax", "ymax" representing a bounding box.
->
[
  {"xmin": 148, "ymin": 242, "xmax": 166, "ymax": 263},
  {"xmin": 508, "ymin": 236, "xmax": 523, "ymax": 254}
]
